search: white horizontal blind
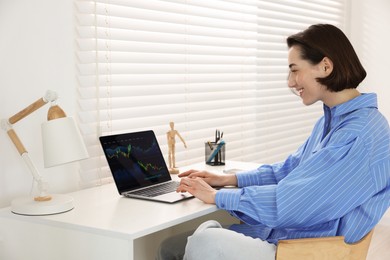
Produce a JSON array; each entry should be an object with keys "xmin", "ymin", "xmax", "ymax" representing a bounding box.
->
[
  {"xmin": 75, "ymin": 0, "xmax": 347, "ymax": 186},
  {"xmin": 253, "ymin": 0, "xmax": 347, "ymax": 162}
]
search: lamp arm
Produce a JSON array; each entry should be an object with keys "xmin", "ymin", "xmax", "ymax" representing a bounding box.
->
[
  {"xmin": 21, "ymin": 153, "xmax": 50, "ymax": 200},
  {"xmin": 1, "ymin": 122, "xmax": 51, "ymax": 201},
  {"xmin": 8, "ymin": 90, "xmax": 58, "ymax": 124}
]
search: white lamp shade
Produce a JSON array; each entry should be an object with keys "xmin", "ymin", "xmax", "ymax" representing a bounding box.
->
[{"xmin": 42, "ymin": 117, "xmax": 88, "ymax": 168}]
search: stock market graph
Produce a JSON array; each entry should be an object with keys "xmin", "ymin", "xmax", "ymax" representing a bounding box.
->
[{"xmin": 102, "ymin": 137, "xmax": 168, "ymax": 191}]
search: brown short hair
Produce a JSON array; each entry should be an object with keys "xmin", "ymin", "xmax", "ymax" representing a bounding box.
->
[{"xmin": 287, "ymin": 24, "xmax": 366, "ymax": 92}]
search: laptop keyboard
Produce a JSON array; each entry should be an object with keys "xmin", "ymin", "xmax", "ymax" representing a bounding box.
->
[{"xmin": 127, "ymin": 181, "xmax": 180, "ymax": 197}]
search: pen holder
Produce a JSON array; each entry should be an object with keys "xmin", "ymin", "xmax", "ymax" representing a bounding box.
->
[{"xmin": 205, "ymin": 141, "xmax": 225, "ymax": 166}]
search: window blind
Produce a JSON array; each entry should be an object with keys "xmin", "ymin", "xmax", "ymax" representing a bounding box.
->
[{"xmin": 75, "ymin": 0, "xmax": 347, "ymax": 187}]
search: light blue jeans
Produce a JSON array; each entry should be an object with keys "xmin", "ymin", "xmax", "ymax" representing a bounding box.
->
[{"xmin": 156, "ymin": 220, "xmax": 276, "ymax": 260}]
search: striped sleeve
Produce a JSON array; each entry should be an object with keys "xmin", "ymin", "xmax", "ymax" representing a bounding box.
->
[
  {"xmin": 216, "ymin": 134, "xmax": 375, "ymax": 229},
  {"xmin": 236, "ymin": 139, "xmax": 309, "ymax": 187}
]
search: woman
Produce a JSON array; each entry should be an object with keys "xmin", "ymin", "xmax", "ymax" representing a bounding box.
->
[{"xmin": 157, "ymin": 24, "xmax": 390, "ymax": 260}]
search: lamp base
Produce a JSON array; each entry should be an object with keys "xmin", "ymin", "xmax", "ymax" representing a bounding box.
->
[{"xmin": 11, "ymin": 194, "xmax": 74, "ymax": 216}]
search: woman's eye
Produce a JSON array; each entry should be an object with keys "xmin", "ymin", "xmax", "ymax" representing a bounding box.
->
[{"xmin": 288, "ymin": 70, "xmax": 296, "ymax": 79}]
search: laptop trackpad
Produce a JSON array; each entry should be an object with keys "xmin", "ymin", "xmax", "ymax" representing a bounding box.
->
[{"xmin": 154, "ymin": 192, "xmax": 194, "ymax": 203}]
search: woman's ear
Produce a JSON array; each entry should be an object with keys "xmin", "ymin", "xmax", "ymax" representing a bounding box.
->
[{"xmin": 322, "ymin": 57, "xmax": 333, "ymax": 75}]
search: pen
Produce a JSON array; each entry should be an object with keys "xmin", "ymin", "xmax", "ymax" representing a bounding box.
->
[{"xmin": 207, "ymin": 141, "xmax": 213, "ymax": 150}]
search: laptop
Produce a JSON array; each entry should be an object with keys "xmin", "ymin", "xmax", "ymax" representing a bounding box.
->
[{"xmin": 99, "ymin": 130, "xmax": 193, "ymax": 203}]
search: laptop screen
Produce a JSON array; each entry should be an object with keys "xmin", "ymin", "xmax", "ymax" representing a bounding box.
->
[{"xmin": 99, "ymin": 130, "xmax": 171, "ymax": 194}]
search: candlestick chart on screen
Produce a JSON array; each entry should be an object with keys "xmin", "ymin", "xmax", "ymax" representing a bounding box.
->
[{"xmin": 103, "ymin": 138, "xmax": 168, "ymax": 190}]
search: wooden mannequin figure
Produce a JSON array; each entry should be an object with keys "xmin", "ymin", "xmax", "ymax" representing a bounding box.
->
[{"xmin": 167, "ymin": 122, "xmax": 187, "ymax": 174}]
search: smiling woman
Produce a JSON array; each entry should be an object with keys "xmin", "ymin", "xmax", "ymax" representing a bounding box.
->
[
  {"xmin": 287, "ymin": 24, "xmax": 366, "ymax": 93},
  {"xmin": 287, "ymin": 45, "xmax": 336, "ymax": 106},
  {"xmin": 287, "ymin": 25, "xmax": 365, "ymax": 107},
  {"xmin": 75, "ymin": 1, "xmax": 350, "ymax": 188},
  {"xmin": 159, "ymin": 23, "xmax": 390, "ymax": 260}
]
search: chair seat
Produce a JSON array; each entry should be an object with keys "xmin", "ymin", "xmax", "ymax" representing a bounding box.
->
[{"xmin": 275, "ymin": 230, "xmax": 374, "ymax": 260}]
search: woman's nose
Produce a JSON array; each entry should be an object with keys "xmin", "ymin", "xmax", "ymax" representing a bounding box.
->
[{"xmin": 287, "ymin": 72, "xmax": 296, "ymax": 88}]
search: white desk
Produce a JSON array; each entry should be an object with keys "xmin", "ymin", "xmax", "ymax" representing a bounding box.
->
[{"xmin": 0, "ymin": 161, "xmax": 258, "ymax": 260}]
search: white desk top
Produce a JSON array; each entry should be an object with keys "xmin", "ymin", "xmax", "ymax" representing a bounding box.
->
[{"xmin": 0, "ymin": 161, "xmax": 258, "ymax": 240}]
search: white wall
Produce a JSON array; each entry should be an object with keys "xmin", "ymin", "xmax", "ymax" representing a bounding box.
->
[
  {"xmin": 349, "ymin": 0, "xmax": 390, "ymax": 121},
  {"xmin": 0, "ymin": 0, "xmax": 389, "ymax": 208},
  {"xmin": 0, "ymin": 0, "xmax": 80, "ymax": 207}
]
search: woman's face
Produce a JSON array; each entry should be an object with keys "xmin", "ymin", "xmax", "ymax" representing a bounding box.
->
[{"xmin": 287, "ymin": 46, "xmax": 328, "ymax": 106}]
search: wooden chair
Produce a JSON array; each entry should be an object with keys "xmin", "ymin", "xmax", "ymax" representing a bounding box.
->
[{"xmin": 276, "ymin": 230, "xmax": 374, "ymax": 260}]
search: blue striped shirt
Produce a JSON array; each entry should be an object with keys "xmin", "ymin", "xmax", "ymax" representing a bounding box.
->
[{"xmin": 215, "ymin": 93, "xmax": 390, "ymax": 244}]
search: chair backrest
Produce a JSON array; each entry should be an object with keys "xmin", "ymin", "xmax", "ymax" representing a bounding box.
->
[
  {"xmin": 349, "ymin": 230, "xmax": 374, "ymax": 259},
  {"xmin": 275, "ymin": 230, "xmax": 374, "ymax": 260}
]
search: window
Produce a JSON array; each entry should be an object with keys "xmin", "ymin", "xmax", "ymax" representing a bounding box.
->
[{"xmin": 76, "ymin": 0, "xmax": 347, "ymax": 186}]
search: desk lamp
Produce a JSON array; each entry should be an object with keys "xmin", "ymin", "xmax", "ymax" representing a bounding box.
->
[{"xmin": 1, "ymin": 90, "xmax": 88, "ymax": 216}]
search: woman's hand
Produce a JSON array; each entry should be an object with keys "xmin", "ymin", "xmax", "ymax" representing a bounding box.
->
[
  {"xmin": 177, "ymin": 169, "xmax": 238, "ymax": 204},
  {"xmin": 178, "ymin": 169, "xmax": 237, "ymax": 187},
  {"xmin": 176, "ymin": 176, "xmax": 217, "ymax": 204}
]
